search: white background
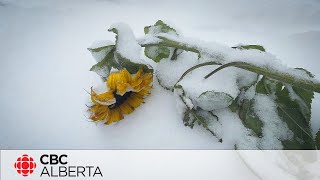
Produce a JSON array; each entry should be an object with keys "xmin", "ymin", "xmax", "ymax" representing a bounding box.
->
[{"xmin": 0, "ymin": 0, "xmax": 320, "ymax": 149}]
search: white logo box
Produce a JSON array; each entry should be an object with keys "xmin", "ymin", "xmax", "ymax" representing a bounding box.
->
[{"xmin": 1, "ymin": 150, "xmax": 320, "ymax": 180}]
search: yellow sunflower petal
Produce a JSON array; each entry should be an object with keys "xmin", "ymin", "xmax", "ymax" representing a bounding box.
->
[
  {"xmin": 136, "ymin": 87, "xmax": 151, "ymax": 96},
  {"xmin": 90, "ymin": 106, "xmax": 109, "ymax": 121},
  {"xmin": 117, "ymin": 82, "xmax": 130, "ymax": 95},
  {"xmin": 95, "ymin": 91, "xmax": 114, "ymax": 101},
  {"xmin": 131, "ymin": 78, "xmax": 143, "ymax": 89},
  {"xmin": 120, "ymin": 69, "xmax": 132, "ymax": 83},
  {"xmin": 90, "ymin": 87, "xmax": 100, "ymax": 105},
  {"xmin": 143, "ymin": 74, "xmax": 153, "ymax": 85},
  {"xmin": 90, "ymin": 105, "xmax": 103, "ymax": 113},
  {"xmin": 105, "ymin": 113, "xmax": 112, "ymax": 125},
  {"xmin": 107, "ymin": 72, "xmax": 120, "ymax": 91},
  {"xmin": 106, "ymin": 108, "xmax": 124, "ymax": 124},
  {"xmin": 119, "ymin": 102, "xmax": 134, "ymax": 114},
  {"xmin": 132, "ymin": 68, "xmax": 143, "ymax": 81},
  {"xmin": 127, "ymin": 95, "xmax": 144, "ymax": 108}
]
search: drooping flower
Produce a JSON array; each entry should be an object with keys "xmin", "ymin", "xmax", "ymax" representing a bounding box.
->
[{"xmin": 89, "ymin": 68, "xmax": 153, "ymax": 125}]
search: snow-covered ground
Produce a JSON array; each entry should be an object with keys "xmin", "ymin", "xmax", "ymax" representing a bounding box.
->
[{"xmin": 1, "ymin": 0, "xmax": 320, "ymax": 149}]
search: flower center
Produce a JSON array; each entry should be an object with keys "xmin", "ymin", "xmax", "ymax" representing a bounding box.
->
[{"xmin": 109, "ymin": 91, "xmax": 133, "ymax": 109}]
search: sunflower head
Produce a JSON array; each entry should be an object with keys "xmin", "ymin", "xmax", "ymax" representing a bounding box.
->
[{"xmin": 88, "ymin": 68, "xmax": 153, "ymax": 125}]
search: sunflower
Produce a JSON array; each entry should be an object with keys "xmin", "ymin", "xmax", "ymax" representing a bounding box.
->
[{"xmin": 89, "ymin": 68, "xmax": 153, "ymax": 125}]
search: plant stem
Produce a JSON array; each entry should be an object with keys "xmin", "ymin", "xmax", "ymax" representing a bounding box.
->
[
  {"xmin": 204, "ymin": 62, "xmax": 320, "ymax": 93},
  {"xmin": 140, "ymin": 36, "xmax": 320, "ymax": 93}
]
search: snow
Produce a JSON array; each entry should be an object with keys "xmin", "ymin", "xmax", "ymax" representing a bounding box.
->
[
  {"xmin": 178, "ymin": 65, "xmax": 240, "ymax": 100},
  {"xmin": 89, "ymin": 40, "xmax": 114, "ymax": 50},
  {"xmin": 209, "ymin": 109, "xmax": 260, "ymax": 149},
  {"xmin": 286, "ymin": 84, "xmax": 311, "ymax": 120},
  {"xmin": 241, "ymin": 85, "xmax": 256, "ymax": 101},
  {"xmin": 155, "ymin": 33, "xmax": 319, "ymax": 84},
  {"xmin": 137, "ymin": 34, "xmax": 161, "ymax": 45},
  {"xmin": 156, "ymin": 52, "xmax": 198, "ymax": 89},
  {"xmin": 0, "ymin": 0, "xmax": 320, "ymax": 149},
  {"xmin": 109, "ymin": 23, "xmax": 149, "ymax": 65},
  {"xmin": 195, "ymin": 91, "xmax": 233, "ymax": 111},
  {"xmin": 88, "ymin": 44, "xmax": 114, "ymax": 63},
  {"xmin": 253, "ymin": 94, "xmax": 294, "ymax": 149}
]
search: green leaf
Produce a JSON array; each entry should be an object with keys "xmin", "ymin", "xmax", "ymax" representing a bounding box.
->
[
  {"xmin": 144, "ymin": 20, "xmax": 180, "ymax": 62},
  {"xmin": 292, "ymin": 86, "xmax": 314, "ymax": 111},
  {"xmin": 145, "ymin": 46, "xmax": 170, "ymax": 62},
  {"xmin": 89, "ymin": 52, "xmax": 112, "ymax": 78},
  {"xmin": 176, "ymin": 85, "xmax": 221, "ymax": 142},
  {"xmin": 233, "ymin": 45, "xmax": 266, "ymax": 52},
  {"xmin": 229, "ymin": 99, "xmax": 239, "ymax": 112},
  {"xmin": 290, "ymin": 69, "xmax": 314, "ymax": 120},
  {"xmin": 88, "ymin": 44, "xmax": 115, "ymax": 53},
  {"xmin": 183, "ymin": 109, "xmax": 222, "ymax": 142},
  {"xmin": 114, "ymin": 52, "xmax": 152, "ymax": 74},
  {"xmin": 315, "ymin": 130, "xmax": 320, "ymax": 149},
  {"xmin": 230, "ymin": 81, "xmax": 263, "ymax": 138},
  {"xmin": 88, "ymin": 45, "xmax": 118, "ymax": 78},
  {"xmin": 238, "ymin": 99, "xmax": 263, "ymax": 137},
  {"xmin": 255, "ymin": 76, "xmax": 277, "ymax": 95},
  {"xmin": 144, "ymin": 20, "xmax": 177, "ymax": 35},
  {"xmin": 195, "ymin": 91, "xmax": 233, "ymax": 111},
  {"xmin": 276, "ymin": 89, "xmax": 314, "ymax": 149},
  {"xmin": 257, "ymin": 76, "xmax": 315, "ymax": 149}
]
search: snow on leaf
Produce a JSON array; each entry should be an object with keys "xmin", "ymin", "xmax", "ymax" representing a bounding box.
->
[
  {"xmin": 316, "ymin": 130, "xmax": 320, "ymax": 149},
  {"xmin": 290, "ymin": 68, "xmax": 315, "ymax": 120},
  {"xmin": 88, "ymin": 43, "xmax": 115, "ymax": 63},
  {"xmin": 183, "ymin": 109, "xmax": 222, "ymax": 142},
  {"xmin": 144, "ymin": 20, "xmax": 178, "ymax": 36},
  {"xmin": 238, "ymin": 99, "xmax": 263, "ymax": 137},
  {"xmin": 145, "ymin": 34, "xmax": 320, "ymax": 92},
  {"xmin": 257, "ymin": 76, "xmax": 315, "ymax": 149},
  {"xmin": 253, "ymin": 94, "xmax": 294, "ymax": 149},
  {"xmin": 195, "ymin": 91, "xmax": 233, "ymax": 111},
  {"xmin": 89, "ymin": 48, "xmax": 115, "ymax": 78},
  {"xmin": 88, "ymin": 44, "xmax": 118, "ymax": 78},
  {"xmin": 144, "ymin": 20, "xmax": 180, "ymax": 62},
  {"xmin": 145, "ymin": 46, "xmax": 170, "ymax": 62},
  {"xmin": 108, "ymin": 23, "xmax": 153, "ymax": 73}
]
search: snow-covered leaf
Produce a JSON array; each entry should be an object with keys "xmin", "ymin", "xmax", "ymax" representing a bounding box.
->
[
  {"xmin": 88, "ymin": 44, "xmax": 115, "ymax": 53},
  {"xmin": 88, "ymin": 45, "xmax": 118, "ymax": 78},
  {"xmin": 257, "ymin": 76, "xmax": 315, "ymax": 149},
  {"xmin": 144, "ymin": 20, "xmax": 180, "ymax": 62},
  {"xmin": 292, "ymin": 68, "xmax": 315, "ymax": 118},
  {"xmin": 144, "ymin": 20, "xmax": 177, "ymax": 35},
  {"xmin": 316, "ymin": 130, "xmax": 320, "ymax": 149},
  {"xmin": 145, "ymin": 46, "xmax": 170, "ymax": 62},
  {"xmin": 195, "ymin": 91, "xmax": 233, "ymax": 111},
  {"xmin": 109, "ymin": 23, "xmax": 153, "ymax": 74},
  {"xmin": 183, "ymin": 109, "xmax": 221, "ymax": 141},
  {"xmin": 238, "ymin": 99, "xmax": 263, "ymax": 137},
  {"xmin": 89, "ymin": 48, "xmax": 115, "ymax": 78}
]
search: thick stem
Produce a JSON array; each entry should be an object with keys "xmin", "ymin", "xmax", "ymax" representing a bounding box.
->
[
  {"xmin": 140, "ymin": 36, "xmax": 320, "ymax": 93},
  {"xmin": 204, "ymin": 62, "xmax": 320, "ymax": 93}
]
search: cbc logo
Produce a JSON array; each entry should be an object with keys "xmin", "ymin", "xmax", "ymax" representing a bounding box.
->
[{"xmin": 14, "ymin": 154, "xmax": 37, "ymax": 177}]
